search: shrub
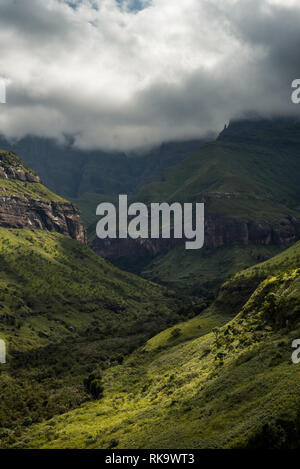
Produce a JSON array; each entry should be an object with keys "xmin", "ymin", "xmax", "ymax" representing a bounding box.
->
[{"xmin": 84, "ymin": 369, "xmax": 104, "ymax": 399}]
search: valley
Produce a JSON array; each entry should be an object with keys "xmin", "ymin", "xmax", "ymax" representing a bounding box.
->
[
  {"xmin": 0, "ymin": 118, "xmax": 300, "ymax": 449},
  {"xmin": 5, "ymin": 241, "xmax": 300, "ymax": 449}
]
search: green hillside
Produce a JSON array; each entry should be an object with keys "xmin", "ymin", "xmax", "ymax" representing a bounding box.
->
[
  {"xmin": 0, "ymin": 228, "xmax": 187, "ymax": 431},
  {"xmin": 142, "ymin": 243, "xmax": 286, "ymax": 297},
  {"xmin": 7, "ymin": 241, "xmax": 300, "ymax": 449}
]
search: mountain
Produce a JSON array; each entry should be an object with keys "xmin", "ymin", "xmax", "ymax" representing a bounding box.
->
[
  {"xmin": 92, "ymin": 118, "xmax": 300, "ymax": 296},
  {"xmin": 0, "ymin": 151, "xmax": 191, "ymax": 432},
  {"xmin": 0, "ymin": 150, "xmax": 86, "ymax": 243},
  {"xmin": 1, "ymin": 125, "xmax": 300, "ymax": 449},
  {"xmin": 138, "ymin": 118, "xmax": 300, "ymax": 208},
  {"xmin": 9, "ymin": 240, "xmax": 300, "ymax": 449},
  {"xmin": 0, "ymin": 135, "xmax": 204, "ymax": 199}
]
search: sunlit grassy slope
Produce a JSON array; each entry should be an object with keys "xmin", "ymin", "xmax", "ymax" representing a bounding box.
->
[
  {"xmin": 8, "ymin": 241, "xmax": 300, "ymax": 449},
  {"xmin": 0, "ymin": 228, "xmax": 183, "ymax": 430}
]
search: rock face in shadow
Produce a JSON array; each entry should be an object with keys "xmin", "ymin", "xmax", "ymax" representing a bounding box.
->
[
  {"xmin": 0, "ymin": 150, "xmax": 86, "ymax": 243},
  {"xmin": 205, "ymin": 214, "xmax": 300, "ymax": 248},
  {"xmin": 0, "ymin": 195, "xmax": 86, "ymax": 243},
  {"xmin": 92, "ymin": 213, "xmax": 300, "ymax": 271}
]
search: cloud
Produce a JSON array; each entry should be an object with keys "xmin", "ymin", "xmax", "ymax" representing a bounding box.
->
[{"xmin": 0, "ymin": 0, "xmax": 299, "ymax": 151}]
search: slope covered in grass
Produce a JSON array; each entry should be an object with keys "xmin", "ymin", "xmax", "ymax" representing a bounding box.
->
[
  {"xmin": 142, "ymin": 243, "xmax": 286, "ymax": 297},
  {"xmin": 8, "ymin": 241, "xmax": 300, "ymax": 449},
  {"xmin": 0, "ymin": 178, "xmax": 66, "ymax": 202},
  {"xmin": 0, "ymin": 228, "xmax": 176, "ymax": 352},
  {"xmin": 0, "ymin": 228, "xmax": 187, "ymax": 431}
]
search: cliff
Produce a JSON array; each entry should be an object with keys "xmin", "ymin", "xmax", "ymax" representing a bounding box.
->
[
  {"xmin": 92, "ymin": 210, "xmax": 300, "ymax": 267},
  {"xmin": 0, "ymin": 150, "xmax": 86, "ymax": 243}
]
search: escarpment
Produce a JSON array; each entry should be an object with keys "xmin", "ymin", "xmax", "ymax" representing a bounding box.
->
[
  {"xmin": 0, "ymin": 150, "xmax": 86, "ymax": 243},
  {"xmin": 92, "ymin": 206, "xmax": 300, "ymax": 268}
]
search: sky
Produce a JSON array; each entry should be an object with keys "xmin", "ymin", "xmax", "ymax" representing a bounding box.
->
[{"xmin": 0, "ymin": 0, "xmax": 300, "ymax": 151}]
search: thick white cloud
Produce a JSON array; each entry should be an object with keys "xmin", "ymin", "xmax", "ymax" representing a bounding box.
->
[{"xmin": 0, "ymin": 0, "xmax": 299, "ymax": 150}]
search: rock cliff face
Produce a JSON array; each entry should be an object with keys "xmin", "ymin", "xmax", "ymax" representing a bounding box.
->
[
  {"xmin": 205, "ymin": 213, "xmax": 300, "ymax": 248},
  {"xmin": 0, "ymin": 195, "xmax": 86, "ymax": 243},
  {"xmin": 92, "ymin": 212, "xmax": 300, "ymax": 270},
  {"xmin": 0, "ymin": 150, "xmax": 86, "ymax": 243}
]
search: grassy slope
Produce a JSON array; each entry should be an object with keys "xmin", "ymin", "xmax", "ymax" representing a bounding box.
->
[
  {"xmin": 142, "ymin": 243, "xmax": 286, "ymax": 297},
  {"xmin": 0, "ymin": 179, "xmax": 66, "ymax": 202},
  {"xmin": 0, "ymin": 228, "xmax": 185, "ymax": 431},
  {"xmin": 7, "ymin": 240, "xmax": 300, "ymax": 449},
  {"xmin": 0, "ymin": 228, "xmax": 174, "ymax": 352}
]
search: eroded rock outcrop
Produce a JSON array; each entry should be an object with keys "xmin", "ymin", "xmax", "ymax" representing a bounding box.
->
[
  {"xmin": 0, "ymin": 195, "xmax": 86, "ymax": 243},
  {"xmin": 0, "ymin": 150, "xmax": 86, "ymax": 243}
]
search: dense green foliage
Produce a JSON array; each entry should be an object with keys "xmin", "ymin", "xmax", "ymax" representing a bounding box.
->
[{"xmin": 5, "ymin": 241, "xmax": 300, "ymax": 449}]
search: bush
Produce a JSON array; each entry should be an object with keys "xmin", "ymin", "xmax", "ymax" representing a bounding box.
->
[
  {"xmin": 0, "ymin": 428, "xmax": 11, "ymax": 439},
  {"xmin": 84, "ymin": 369, "xmax": 104, "ymax": 399},
  {"xmin": 169, "ymin": 328, "xmax": 181, "ymax": 340},
  {"xmin": 23, "ymin": 417, "xmax": 33, "ymax": 427}
]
